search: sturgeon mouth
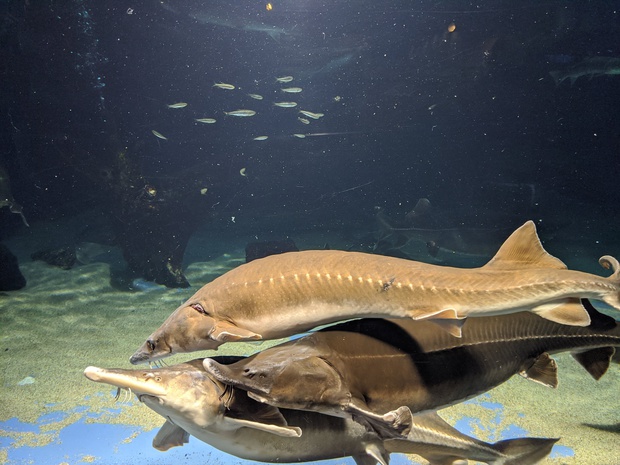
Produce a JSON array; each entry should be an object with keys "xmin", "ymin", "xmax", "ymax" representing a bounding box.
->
[{"xmin": 129, "ymin": 338, "xmax": 173, "ymax": 365}]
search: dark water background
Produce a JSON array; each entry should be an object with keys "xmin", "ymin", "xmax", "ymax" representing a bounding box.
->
[{"xmin": 2, "ymin": 0, "xmax": 620, "ymax": 268}]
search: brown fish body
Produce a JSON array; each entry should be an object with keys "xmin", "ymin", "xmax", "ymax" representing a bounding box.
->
[
  {"xmin": 84, "ymin": 358, "xmax": 557, "ymax": 465},
  {"xmin": 131, "ymin": 221, "xmax": 620, "ymax": 363},
  {"xmin": 203, "ymin": 308, "xmax": 620, "ymax": 428},
  {"xmin": 199, "ymin": 248, "xmax": 616, "ymax": 332}
]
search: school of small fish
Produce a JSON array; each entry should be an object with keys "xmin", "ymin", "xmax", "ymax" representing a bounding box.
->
[{"xmin": 151, "ymin": 75, "xmax": 331, "ymax": 145}]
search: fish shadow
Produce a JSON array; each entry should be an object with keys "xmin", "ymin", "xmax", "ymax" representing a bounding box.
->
[{"xmin": 582, "ymin": 422, "xmax": 620, "ymax": 434}]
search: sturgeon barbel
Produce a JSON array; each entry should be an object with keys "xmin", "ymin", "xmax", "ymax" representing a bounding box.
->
[{"xmin": 130, "ymin": 220, "xmax": 620, "ymax": 364}]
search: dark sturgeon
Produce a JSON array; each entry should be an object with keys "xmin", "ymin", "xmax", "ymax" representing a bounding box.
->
[
  {"xmin": 131, "ymin": 221, "xmax": 620, "ymax": 364},
  {"xmin": 204, "ymin": 302, "xmax": 619, "ymax": 436},
  {"xmin": 84, "ymin": 358, "xmax": 556, "ymax": 465}
]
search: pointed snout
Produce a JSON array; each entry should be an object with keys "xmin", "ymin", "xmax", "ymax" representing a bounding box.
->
[
  {"xmin": 83, "ymin": 366, "xmax": 167, "ymax": 397},
  {"xmin": 129, "ymin": 332, "xmax": 173, "ymax": 365}
]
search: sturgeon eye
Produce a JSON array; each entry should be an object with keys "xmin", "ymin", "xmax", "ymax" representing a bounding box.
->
[
  {"xmin": 147, "ymin": 339, "xmax": 156, "ymax": 351},
  {"xmin": 191, "ymin": 303, "xmax": 207, "ymax": 315}
]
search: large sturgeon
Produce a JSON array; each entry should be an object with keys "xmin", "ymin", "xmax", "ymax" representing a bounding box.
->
[
  {"xmin": 130, "ymin": 220, "xmax": 620, "ymax": 364},
  {"xmin": 84, "ymin": 358, "xmax": 556, "ymax": 465},
  {"xmin": 203, "ymin": 302, "xmax": 619, "ymax": 437}
]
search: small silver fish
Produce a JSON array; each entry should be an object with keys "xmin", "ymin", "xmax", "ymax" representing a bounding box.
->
[
  {"xmin": 299, "ymin": 110, "xmax": 324, "ymax": 119},
  {"xmin": 151, "ymin": 130, "xmax": 168, "ymax": 140},
  {"xmin": 213, "ymin": 82, "xmax": 235, "ymax": 90},
  {"xmin": 298, "ymin": 117, "xmax": 310, "ymax": 125},
  {"xmin": 281, "ymin": 87, "xmax": 302, "ymax": 93},
  {"xmin": 253, "ymin": 136, "xmax": 269, "ymax": 141},
  {"xmin": 224, "ymin": 109, "xmax": 256, "ymax": 117},
  {"xmin": 248, "ymin": 94, "xmax": 264, "ymax": 100},
  {"xmin": 195, "ymin": 118, "xmax": 217, "ymax": 124},
  {"xmin": 273, "ymin": 102, "xmax": 298, "ymax": 108},
  {"xmin": 293, "ymin": 133, "xmax": 306, "ymax": 139},
  {"xmin": 167, "ymin": 102, "xmax": 188, "ymax": 109},
  {"xmin": 276, "ymin": 76, "xmax": 294, "ymax": 83}
]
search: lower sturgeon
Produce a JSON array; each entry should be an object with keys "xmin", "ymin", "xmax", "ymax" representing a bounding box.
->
[
  {"xmin": 203, "ymin": 301, "xmax": 620, "ymax": 437},
  {"xmin": 130, "ymin": 220, "xmax": 620, "ymax": 364},
  {"xmin": 83, "ymin": 358, "xmax": 557, "ymax": 465}
]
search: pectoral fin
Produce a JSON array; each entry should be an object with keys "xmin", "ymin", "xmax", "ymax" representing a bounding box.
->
[
  {"xmin": 226, "ymin": 416, "xmax": 302, "ymax": 437},
  {"xmin": 348, "ymin": 402, "xmax": 413, "ymax": 439},
  {"xmin": 519, "ymin": 352, "xmax": 558, "ymax": 388},
  {"xmin": 226, "ymin": 389, "xmax": 293, "ymax": 430},
  {"xmin": 152, "ymin": 420, "xmax": 190, "ymax": 451},
  {"xmin": 211, "ymin": 321, "xmax": 262, "ymax": 343}
]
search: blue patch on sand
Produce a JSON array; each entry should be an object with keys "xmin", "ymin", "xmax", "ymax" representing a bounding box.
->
[
  {"xmin": 551, "ymin": 444, "xmax": 575, "ymax": 458},
  {"xmin": 451, "ymin": 396, "xmax": 574, "ymax": 459},
  {"xmin": 0, "ymin": 412, "xmax": 421, "ymax": 465}
]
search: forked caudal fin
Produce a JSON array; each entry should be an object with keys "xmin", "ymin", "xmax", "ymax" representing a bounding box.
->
[
  {"xmin": 384, "ymin": 411, "xmax": 557, "ymax": 465},
  {"xmin": 494, "ymin": 437, "xmax": 559, "ymax": 465}
]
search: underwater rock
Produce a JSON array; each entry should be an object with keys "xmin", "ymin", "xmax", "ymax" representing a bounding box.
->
[
  {"xmin": 31, "ymin": 246, "xmax": 77, "ymax": 270},
  {"xmin": 109, "ymin": 267, "xmax": 167, "ymax": 292},
  {"xmin": 245, "ymin": 239, "xmax": 299, "ymax": 263},
  {"xmin": 113, "ymin": 216, "xmax": 192, "ymax": 288},
  {"xmin": 107, "ymin": 146, "xmax": 212, "ymax": 289},
  {"xmin": 0, "ymin": 243, "xmax": 26, "ymax": 291}
]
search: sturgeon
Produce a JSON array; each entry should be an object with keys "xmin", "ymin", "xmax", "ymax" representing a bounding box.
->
[
  {"xmin": 130, "ymin": 220, "xmax": 620, "ymax": 364},
  {"xmin": 203, "ymin": 302, "xmax": 619, "ymax": 437},
  {"xmin": 84, "ymin": 358, "xmax": 557, "ymax": 465}
]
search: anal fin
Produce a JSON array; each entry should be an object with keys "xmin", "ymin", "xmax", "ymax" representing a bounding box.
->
[{"xmin": 571, "ymin": 347, "xmax": 615, "ymax": 380}]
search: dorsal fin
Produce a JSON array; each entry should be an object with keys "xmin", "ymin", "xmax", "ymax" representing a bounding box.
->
[{"xmin": 483, "ymin": 221, "xmax": 567, "ymax": 270}]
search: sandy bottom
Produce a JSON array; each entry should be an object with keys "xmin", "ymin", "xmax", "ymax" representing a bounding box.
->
[{"xmin": 0, "ymin": 221, "xmax": 619, "ymax": 465}]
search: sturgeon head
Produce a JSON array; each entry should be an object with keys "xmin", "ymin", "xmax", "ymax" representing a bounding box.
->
[
  {"xmin": 202, "ymin": 338, "xmax": 345, "ymax": 415},
  {"xmin": 129, "ymin": 298, "xmax": 261, "ymax": 364},
  {"xmin": 84, "ymin": 360, "xmax": 224, "ymax": 438},
  {"xmin": 84, "ymin": 357, "xmax": 301, "ymax": 452}
]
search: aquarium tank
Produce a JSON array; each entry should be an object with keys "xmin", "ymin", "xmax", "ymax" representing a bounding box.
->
[{"xmin": 0, "ymin": 1, "xmax": 619, "ymax": 464}]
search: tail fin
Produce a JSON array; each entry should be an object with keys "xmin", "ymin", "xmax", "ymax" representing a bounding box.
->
[
  {"xmin": 384, "ymin": 411, "xmax": 556, "ymax": 465},
  {"xmin": 493, "ymin": 437, "xmax": 559, "ymax": 465},
  {"xmin": 599, "ymin": 255, "xmax": 620, "ymax": 311},
  {"xmin": 549, "ymin": 70, "xmax": 562, "ymax": 86}
]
